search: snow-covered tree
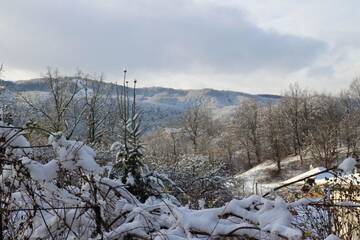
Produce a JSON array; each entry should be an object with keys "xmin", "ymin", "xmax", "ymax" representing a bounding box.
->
[
  {"xmin": 1, "ymin": 109, "xmax": 358, "ymax": 239},
  {"xmin": 19, "ymin": 68, "xmax": 85, "ymax": 139},
  {"xmin": 109, "ymin": 71, "xmax": 171, "ymax": 202}
]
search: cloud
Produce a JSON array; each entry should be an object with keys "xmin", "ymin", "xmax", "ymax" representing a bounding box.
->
[
  {"xmin": 0, "ymin": 0, "xmax": 326, "ymax": 82},
  {"xmin": 307, "ymin": 65, "xmax": 335, "ymax": 78}
]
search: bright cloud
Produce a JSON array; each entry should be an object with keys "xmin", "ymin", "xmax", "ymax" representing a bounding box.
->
[{"xmin": 0, "ymin": 0, "xmax": 358, "ymax": 93}]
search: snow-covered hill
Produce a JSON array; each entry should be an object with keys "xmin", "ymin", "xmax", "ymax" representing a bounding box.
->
[{"xmin": 0, "ymin": 78, "xmax": 280, "ymax": 129}]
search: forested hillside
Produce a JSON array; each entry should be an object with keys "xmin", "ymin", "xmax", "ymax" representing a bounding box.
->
[{"xmin": 1, "ymin": 69, "xmax": 359, "ymax": 239}]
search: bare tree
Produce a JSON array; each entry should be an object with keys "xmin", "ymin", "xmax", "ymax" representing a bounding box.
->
[
  {"xmin": 181, "ymin": 102, "xmax": 212, "ymax": 153},
  {"xmin": 145, "ymin": 129, "xmax": 175, "ymax": 160},
  {"xmin": 216, "ymin": 129, "xmax": 237, "ymax": 169},
  {"xmin": 349, "ymin": 77, "xmax": 360, "ymax": 107},
  {"xmin": 233, "ymin": 98, "xmax": 262, "ymax": 165},
  {"xmin": 280, "ymin": 84, "xmax": 312, "ymax": 164},
  {"xmin": 306, "ymin": 94, "xmax": 342, "ymax": 168},
  {"xmin": 20, "ymin": 68, "xmax": 85, "ymax": 139},
  {"xmin": 339, "ymin": 90, "xmax": 360, "ymax": 156},
  {"xmin": 82, "ymin": 73, "xmax": 113, "ymax": 144},
  {"xmin": 263, "ymin": 102, "xmax": 288, "ymax": 171}
]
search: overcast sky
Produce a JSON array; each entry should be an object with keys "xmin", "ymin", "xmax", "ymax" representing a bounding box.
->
[{"xmin": 1, "ymin": 0, "xmax": 359, "ymax": 94}]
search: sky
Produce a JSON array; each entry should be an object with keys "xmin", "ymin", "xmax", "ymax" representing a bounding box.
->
[{"xmin": 0, "ymin": 0, "xmax": 359, "ymax": 94}]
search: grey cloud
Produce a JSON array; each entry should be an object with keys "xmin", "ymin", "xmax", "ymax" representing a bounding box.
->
[
  {"xmin": 0, "ymin": 0, "xmax": 327, "ymax": 77},
  {"xmin": 307, "ymin": 65, "xmax": 335, "ymax": 78}
]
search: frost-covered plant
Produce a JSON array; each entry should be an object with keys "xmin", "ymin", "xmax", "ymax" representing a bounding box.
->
[
  {"xmin": 0, "ymin": 96, "xmax": 318, "ymax": 240},
  {"xmin": 109, "ymin": 72, "xmax": 168, "ymax": 201},
  {"xmin": 147, "ymin": 153, "xmax": 235, "ymax": 208},
  {"xmin": 109, "ymin": 110, "xmax": 145, "ymax": 199},
  {"xmin": 1, "ymin": 121, "xmax": 313, "ymax": 240}
]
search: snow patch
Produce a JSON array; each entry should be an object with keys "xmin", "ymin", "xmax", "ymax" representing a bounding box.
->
[
  {"xmin": 338, "ymin": 157, "xmax": 357, "ymax": 174},
  {"xmin": 324, "ymin": 234, "xmax": 341, "ymax": 240},
  {"xmin": 48, "ymin": 132, "xmax": 102, "ymax": 174}
]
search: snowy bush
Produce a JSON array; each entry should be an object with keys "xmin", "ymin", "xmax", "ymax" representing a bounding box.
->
[
  {"xmin": 272, "ymin": 157, "xmax": 360, "ymax": 239},
  {"xmin": 147, "ymin": 154, "xmax": 243, "ymax": 208},
  {"xmin": 0, "ymin": 121, "xmax": 316, "ymax": 240}
]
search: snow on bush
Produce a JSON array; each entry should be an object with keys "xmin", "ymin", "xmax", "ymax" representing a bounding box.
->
[
  {"xmin": 49, "ymin": 131, "xmax": 102, "ymax": 174},
  {"xmin": 147, "ymin": 154, "xmax": 235, "ymax": 208},
  {"xmin": 338, "ymin": 156, "xmax": 358, "ymax": 174},
  {"xmin": 0, "ymin": 122, "xmax": 340, "ymax": 239},
  {"xmin": 324, "ymin": 234, "xmax": 341, "ymax": 240}
]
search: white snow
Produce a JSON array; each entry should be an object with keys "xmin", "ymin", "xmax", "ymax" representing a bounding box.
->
[
  {"xmin": 48, "ymin": 132, "xmax": 102, "ymax": 174},
  {"xmin": 198, "ymin": 198, "xmax": 205, "ymax": 209},
  {"xmin": 0, "ymin": 121, "xmax": 32, "ymax": 156},
  {"xmin": 126, "ymin": 172, "xmax": 135, "ymax": 186},
  {"xmin": 3, "ymin": 125, "xmax": 349, "ymax": 240},
  {"xmin": 281, "ymin": 167, "xmax": 333, "ymax": 185},
  {"xmin": 21, "ymin": 157, "xmax": 59, "ymax": 181},
  {"xmin": 338, "ymin": 157, "xmax": 357, "ymax": 174},
  {"xmin": 234, "ymin": 155, "xmax": 307, "ymax": 195},
  {"xmin": 324, "ymin": 234, "xmax": 341, "ymax": 240}
]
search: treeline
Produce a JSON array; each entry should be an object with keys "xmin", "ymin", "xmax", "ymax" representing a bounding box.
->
[
  {"xmin": 3, "ymin": 68, "xmax": 360, "ymax": 172},
  {"xmin": 146, "ymin": 80, "xmax": 360, "ymax": 172},
  {"xmin": 3, "ymin": 68, "xmax": 360, "ymax": 205}
]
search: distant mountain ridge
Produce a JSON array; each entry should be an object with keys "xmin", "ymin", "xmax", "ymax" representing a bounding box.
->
[{"xmin": 0, "ymin": 78, "xmax": 280, "ymax": 129}]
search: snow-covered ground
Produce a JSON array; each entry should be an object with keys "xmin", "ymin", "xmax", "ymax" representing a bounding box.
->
[
  {"xmin": 233, "ymin": 151, "xmax": 359, "ymax": 196},
  {"xmin": 282, "ymin": 167, "xmax": 332, "ymax": 184},
  {"xmin": 233, "ymin": 155, "xmax": 314, "ymax": 195}
]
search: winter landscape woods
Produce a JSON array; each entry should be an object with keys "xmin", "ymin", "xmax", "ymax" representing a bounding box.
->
[
  {"xmin": 3, "ymin": 0, "xmax": 360, "ymax": 239},
  {"xmin": 0, "ymin": 66, "xmax": 360, "ymax": 239}
]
